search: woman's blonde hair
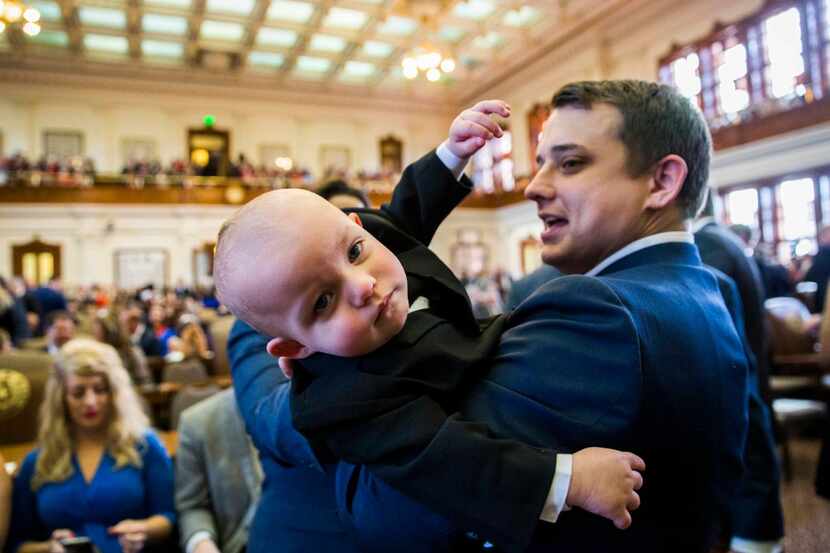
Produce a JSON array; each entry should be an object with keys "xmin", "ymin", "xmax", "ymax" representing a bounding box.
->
[{"xmin": 32, "ymin": 338, "xmax": 149, "ymax": 490}]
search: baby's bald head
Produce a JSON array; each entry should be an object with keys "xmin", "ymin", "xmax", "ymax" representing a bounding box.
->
[{"xmin": 214, "ymin": 188, "xmax": 348, "ymax": 334}]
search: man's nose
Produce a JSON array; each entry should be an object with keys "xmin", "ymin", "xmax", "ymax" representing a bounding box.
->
[
  {"xmin": 524, "ymin": 167, "xmax": 554, "ymax": 203},
  {"xmin": 347, "ymin": 272, "xmax": 376, "ymax": 307}
]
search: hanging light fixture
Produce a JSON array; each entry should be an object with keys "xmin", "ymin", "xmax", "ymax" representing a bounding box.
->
[
  {"xmin": 0, "ymin": 1, "xmax": 41, "ymax": 36},
  {"xmin": 401, "ymin": 44, "xmax": 455, "ymax": 82}
]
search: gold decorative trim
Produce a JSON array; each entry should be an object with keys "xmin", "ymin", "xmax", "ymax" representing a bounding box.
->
[{"xmin": 0, "ymin": 369, "xmax": 32, "ymax": 421}]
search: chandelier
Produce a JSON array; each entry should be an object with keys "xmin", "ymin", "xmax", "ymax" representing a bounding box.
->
[
  {"xmin": 0, "ymin": 1, "xmax": 41, "ymax": 36},
  {"xmin": 401, "ymin": 45, "xmax": 456, "ymax": 82}
]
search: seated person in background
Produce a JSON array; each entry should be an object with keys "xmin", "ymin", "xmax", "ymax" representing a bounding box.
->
[
  {"xmin": 214, "ymin": 100, "xmax": 644, "ymax": 552},
  {"xmin": 119, "ymin": 305, "xmax": 163, "ymax": 358},
  {"xmin": 0, "ymin": 276, "xmax": 31, "ymax": 347},
  {"xmin": 148, "ymin": 304, "xmax": 176, "ymax": 357},
  {"xmin": 175, "ymin": 388, "xmax": 262, "ymax": 553},
  {"xmin": 0, "ymin": 328, "xmax": 13, "ymax": 354},
  {"xmin": 8, "ymin": 338, "xmax": 175, "ymax": 553},
  {"xmin": 45, "ymin": 311, "xmax": 77, "ymax": 356},
  {"xmin": 91, "ymin": 314, "xmax": 152, "ymax": 386},
  {"xmin": 317, "ymin": 179, "xmax": 371, "ymax": 209},
  {"xmin": 1, "ymin": 451, "xmax": 10, "ymax": 552}
]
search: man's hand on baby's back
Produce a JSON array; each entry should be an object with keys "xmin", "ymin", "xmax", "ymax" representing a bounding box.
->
[
  {"xmin": 566, "ymin": 447, "xmax": 645, "ymax": 530},
  {"xmin": 448, "ymin": 100, "xmax": 511, "ymax": 159}
]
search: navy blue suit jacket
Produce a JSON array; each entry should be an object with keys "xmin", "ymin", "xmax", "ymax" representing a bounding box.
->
[{"xmin": 335, "ymin": 241, "xmax": 750, "ymax": 553}]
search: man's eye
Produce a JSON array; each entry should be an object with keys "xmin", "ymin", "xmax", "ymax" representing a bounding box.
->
[
  {"xmin": 314, "ymin": 293, "xmax": 333, "ymax": 313},
  {"xmin": 348, "ymin": 241, "xmax": 363, "ymax": 263},
  {"xmin": 561, "ymin": 158, "xmax": 583, "ymax": 171}
]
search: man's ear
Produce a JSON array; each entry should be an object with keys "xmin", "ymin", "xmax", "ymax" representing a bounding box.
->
[
  {"xmin": 645, "ymin": 154, "xmax": 688, "ymax": 210},
  {"xmin": 348, "ymin": 212, "xmax": 363, "ymax": 227},
  {"xmin": 265, "ymin": 337, "xmax": 314, "ymax": 359}
]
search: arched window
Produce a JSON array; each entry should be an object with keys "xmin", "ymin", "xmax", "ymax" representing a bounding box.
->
[{"xmin": 12, "ymin": 238, "xmax": 62, "ymax": 285}]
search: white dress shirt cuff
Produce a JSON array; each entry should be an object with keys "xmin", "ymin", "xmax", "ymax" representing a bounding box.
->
[
  {"xmin": 539, "ymin": 453, "xmax": 573, "ymax": 523},
  {"xmin": 185, "ymin": 531, "xmax": 216, "ymax": 553},
  {"xmin": 730, "ymin": 537, "xmax": 783, "ymax": 553},
  {"xmin": 436, "ymin": 140, "xmax": 469, "ymax": 181}
]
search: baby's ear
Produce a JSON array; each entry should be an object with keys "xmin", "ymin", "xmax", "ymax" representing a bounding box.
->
[
  {"xmin": 348, "ymin": 212, "xmax": 363, "ymax": 227},
  {"xmin": 265, "ymin": 337, "xmax": 314, "ymax": 359}
]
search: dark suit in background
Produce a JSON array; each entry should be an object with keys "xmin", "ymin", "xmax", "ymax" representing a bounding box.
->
[
  {"xmin": 694, "ymin": 221, "xmax": 784, "ymax": 545},
  {"xmin": 804, "ymin": 245, "xmax": 830, "ymax": 313}
]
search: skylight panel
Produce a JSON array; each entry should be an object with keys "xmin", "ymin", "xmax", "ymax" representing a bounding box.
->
[
  {"xmin": 206, "ymin": 0, "xmax": 255, "ymax": 16},
  {"xmin": 503, "ymin": 6, "xmax": 540, "ymax": 27},
  {"xmin": 84, "ymin": 33, "xmax": 129, "ymax": 53},
  {"xmin": 323, "ymin": 7, "xmax": 368, "ymax": 30},
  {"xmin": 142, "ymin": 39, "xmax": 183, "ymax": 57},
  {"xmin": 343, "ymin": 60, "xmax": 376, "ymax": 77},
  {"xmin": 143, "ymin": 13, "xmax": 188, "ymax": 35},
  {"xmin": 30, "ymin": 29, "xmax": 68, "ymax": 47},
  {"xmin": 200, "ymin": 20, "xmax": 245, "ymax": 41},
  {"xmin": 267, "ymin": 1, "xmax": 314, "ymax": 23},
  {"xmin": 256, "ymin": 27, "xmax": 297, "ymax": 47},
  {"xmin": 453, "ymin": 0, "xmax": 494, "ymax": 21},
  {"xmin": 439, "ymin": 26, "xmax": 466, "ymax": 42},
  {"xmin": 79, "ymin": 6, "xmax": 126, "ymax": 29},
  {"xmin": 363, "ymin": 40, "xmax": 393, "ymax": 58},
  {"xmin": 296, "ymin": 56, "xmax": 331, "ymax": 72},
  {"xmin": 377, "ymin": 16, "xmax": 417, "ymax": 36},
  {"xmin": 472, "ymin": 32, "xmax": 504, "ymax": 49},
  {"xmin": 29, "ymin": 2, "xmax": 62, "ymax": 23},
  {"xmin": 249, "ymin": 51, "xmax": 285, "ymax": 67},
  {"xmin": 309, "ymin": 34, "xmax": 346, "ymax": 53}
]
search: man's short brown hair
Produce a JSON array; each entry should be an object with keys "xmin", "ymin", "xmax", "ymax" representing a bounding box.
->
[{"xmin": 552, "ymin": 80, "xmax": 712, "ymax": 219}]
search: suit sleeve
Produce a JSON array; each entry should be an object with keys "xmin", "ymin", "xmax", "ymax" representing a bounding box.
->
[
  {"xmin": 378, "ymin": 150, "xmax": 473, "ymax": 246},
  {"xmin": 175, "ymin": 412, "xmax": 219, "ymax": 549},
  {"xmin": 227, "ymin": 319, "xmax": 322, "ymax": 469}
]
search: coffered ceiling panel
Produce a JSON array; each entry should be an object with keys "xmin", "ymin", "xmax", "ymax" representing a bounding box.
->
[{"xmin": 3, "ymin": 0, "xmax": 616, "ymax": 102}]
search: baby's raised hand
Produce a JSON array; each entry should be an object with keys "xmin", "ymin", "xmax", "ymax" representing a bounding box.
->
[
  {"xmin": 447, "ymin": 100, "xmax": 511, "ymax": 159},
  {"xmin": 566, "ymin": 447, "xmax": 645, "ymax": 530}
]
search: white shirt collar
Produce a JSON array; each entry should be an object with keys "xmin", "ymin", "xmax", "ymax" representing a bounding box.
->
[
  {"xmin": 690, "ymin": 216, "xmax": 715, "ymax": 234},
  {"xmin": 585, "ymin": 231, "xmax": 695, "ymax": 277}
]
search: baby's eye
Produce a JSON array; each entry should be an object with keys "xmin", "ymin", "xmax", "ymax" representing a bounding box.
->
[
  {"xmin": 348, "ymin": 241, "xmax": 363, "ymax": 263},
  {"xmin": 314, "ymin": 292, "xmax": 333, "ymax": 314}
]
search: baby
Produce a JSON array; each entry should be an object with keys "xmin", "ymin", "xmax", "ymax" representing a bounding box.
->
[{"xmin": 214, "ymin": 101, "xmax": 644, "ymax": 552}]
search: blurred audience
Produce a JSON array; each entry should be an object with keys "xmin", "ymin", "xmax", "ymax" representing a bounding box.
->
[
  {"xmin": 120, "ymin": 305, "xmax": 164, "ymax": 358},
  {"xmin": 0, "ymin": 277, "xmax": 31, "ymax": 347},
  {"xmin": 45, "ymin": 311, "xmax": 77, "ymax": 356},
  {"xmin": 32, "ymin": 279, "xmax": 67, "ymax": 336},
  {"xmin": 0, "ymin": 329, "xmax": 13, "ymax": 354},
  {"xmin": 92, "ymin": 315, "xmax": 152, "ymax": 386},
  {"xmin": 7, "ymin": 339, "xmax": 176, "ymax": 553},
  {"xmin": 730, "ymin": 224, "xmax": 793, "ymax": 300}
]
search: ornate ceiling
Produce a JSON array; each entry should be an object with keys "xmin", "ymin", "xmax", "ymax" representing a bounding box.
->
[{"xmin": 0, "ymin": 0, "xmax": 615, "ymax": 103}]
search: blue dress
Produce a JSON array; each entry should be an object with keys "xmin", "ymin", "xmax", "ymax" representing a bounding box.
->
[{"xmin": 7, "ymin": 431, "xmax": 176, "ymax": 553}]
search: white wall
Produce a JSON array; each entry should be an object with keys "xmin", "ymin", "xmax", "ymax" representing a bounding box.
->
[{"xmin": 0, "ymin": 83, "xmax": 451, "ymax": 178}]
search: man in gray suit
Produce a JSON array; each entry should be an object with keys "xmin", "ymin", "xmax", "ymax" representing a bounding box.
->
[{"xmin": 175, "ymin": 388, "xmax": 263, "ymax": 553}]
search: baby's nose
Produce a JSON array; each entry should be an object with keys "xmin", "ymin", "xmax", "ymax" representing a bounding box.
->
[{"xmin": 348, "ymin": 273, "xmax": 376, "ymax": 306}]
